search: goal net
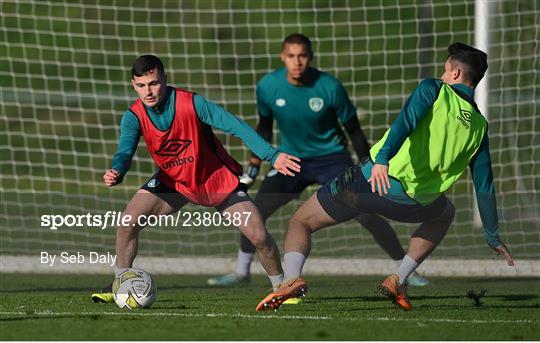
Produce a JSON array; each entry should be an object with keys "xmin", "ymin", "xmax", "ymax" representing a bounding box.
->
[{"xmin": 1, "ymin": 0, "xmax": 538, "ymax": 275}]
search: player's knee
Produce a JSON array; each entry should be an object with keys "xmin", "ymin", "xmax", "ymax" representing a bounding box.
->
[
  {"xmin": 125, "ymin": 217, "xmax": 144, "ymax": 231},
  {"xmin": 289, "ymin": 212, "xmax": 314, "ymax": 233},
  {"xmin": 117, "ymin": 213, "xmax": 144, "ymax": 233},
  {"xmin": 117, "ymin": 226, "xmax": 139, "ymax": 240},
  {"xmin": 249, "ymin": 231, "xmax": 270, "ymax": 250}
]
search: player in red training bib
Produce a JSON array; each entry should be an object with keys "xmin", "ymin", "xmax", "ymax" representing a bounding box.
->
[{"xmin": 91, "ymin": 55, "xmax": 300, "ymax": 304}]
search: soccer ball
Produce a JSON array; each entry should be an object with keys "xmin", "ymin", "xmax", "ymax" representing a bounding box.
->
[{"xmin": 112, "ymin": 268, "xmax": 156, "ymax": 309}]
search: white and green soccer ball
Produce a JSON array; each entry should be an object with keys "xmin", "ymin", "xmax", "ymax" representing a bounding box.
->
[{"xmin": 113, "ymin": 268, "xmax": 156, "ymax": 309}]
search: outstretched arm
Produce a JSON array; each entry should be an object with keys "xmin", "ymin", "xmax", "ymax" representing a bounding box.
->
[
  {"xmin": 105, "ymin": 111, "xmax": 141, "ymax": 187},
  {"xmin": 240, "ymin": 115, "xmax": 274, "ymax": 185},
  {"xmin": 194, "ymin": 95, "xmax": 300, "ymax": 175},
  {"xmin": 251, "ymin": 115, "xmax": 273, "ymax": 160},
  {"xmin": 469, "ymin": 134, "xmax": 514, "ymax": 266}
]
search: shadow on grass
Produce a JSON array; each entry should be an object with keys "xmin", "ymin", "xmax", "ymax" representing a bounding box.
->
[
  {"xmin": 0, "ymin": 314, "xmax": 75, "ymax": 322},
  {"xmin": 496, "ymin": 294, "xmax": 539, "ymax": 301},
  {"xmin": 316, "ymin": 293, "xmax": 540, "ymax": 312},
  {"xmin": 0, "ymin": 312, "xmax": 120, "ymax": 322},
  {"xmin": 0, "ymin": 287, "xmax": 104, "ymax": 293},
  {"xmin": 460, "ymin": 277, "xmax": 539, "ymax": 284},
  {"xmin": 0, "ymin": 283, "xmax": 247, "ymax": 293}
]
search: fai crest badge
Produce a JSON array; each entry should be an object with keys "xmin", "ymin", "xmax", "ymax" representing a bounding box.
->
[{"xmin": 309, "ymin": 97, "xmax": 324, "ymax": 112}]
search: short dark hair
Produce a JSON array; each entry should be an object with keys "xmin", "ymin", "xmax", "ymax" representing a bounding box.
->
[
  {"xmin": 131, "ymin": 55, "xmax": 165, "ymax": 78},
  {"xmin": 282, "ymin": 33, "xmax": 312, "ymax": 53},
  {"xmin": 447, "ymin": 42, "xmax": 488, "ymax": 87}
]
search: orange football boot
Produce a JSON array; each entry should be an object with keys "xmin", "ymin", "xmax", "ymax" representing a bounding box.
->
[
  {"xmin": 379, "ymin": 274, "xmax": 412, "ymax": 310},
  {"xmin": 256, "ymin": 277, "xmax": 308, "ymax": 311}
]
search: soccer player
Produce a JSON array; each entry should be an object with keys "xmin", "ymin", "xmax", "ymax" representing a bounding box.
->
[
  {"xmin": 91, "ymin": 55, "xmax": 301, "ymax": 303},
  {"xmin": 207, "ymin": 33, "xmax": 429, "ymax": 290},
  {"xmin": 256, "ymin": 42, "xmax": 514, "ymax": 312}
]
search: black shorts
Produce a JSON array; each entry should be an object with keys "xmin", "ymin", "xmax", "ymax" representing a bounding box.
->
[
  {"xmin": 317, "ymin": 165, "xmax": 451, "ymax": 223},
  {"xmin": 254, "ymin": 151, "xmax": 354, "ymax": 220},
  {"xmin": 140, "ymin": 173, "xmax": 251, "ymax": 213}
]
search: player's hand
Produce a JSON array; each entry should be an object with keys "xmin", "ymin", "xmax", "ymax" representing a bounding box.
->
[
  {"xmin": 492, "ymin": 242, "xmax": 514, "ymax": 266},
  {"xmin": 368, "ymin": 163, "xmax": 391, "ymax": 196},
  {"xmin": 239, "ymin": 163, "xmax": 261, "ymax": 187},
  {"xmin": 103, "ymin": 169, "xmax": 121, "ymax": 187},
  {"xmin": 273, "ymin": 153, "xmax": 301, "ymax": 177}
]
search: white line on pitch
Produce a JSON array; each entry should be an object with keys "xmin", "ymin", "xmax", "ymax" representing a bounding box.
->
[
  {"xmin": 0, "ymin": 311, "xmax": 535, "ymax": 324},
  {"xmin": 359, "ymin": 317, "xmax": 535, "ymax": 324},
  {"xmin": 0, "ymin": 311, "xmax": 331, "ymax": 321}
]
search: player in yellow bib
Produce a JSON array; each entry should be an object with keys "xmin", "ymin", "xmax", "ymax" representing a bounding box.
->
[{"xmin": 256, "ymin": 42, "xmax": 514, "ymax": 312}]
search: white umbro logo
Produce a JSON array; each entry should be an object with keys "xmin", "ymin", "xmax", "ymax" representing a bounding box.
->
[
  {"xmin": 276, "ymin": 98, "xmax": 286, "ymax": 107},
  {"xmin": 147, "ymin": 179, "xmax": 159, "ymax": 188}
]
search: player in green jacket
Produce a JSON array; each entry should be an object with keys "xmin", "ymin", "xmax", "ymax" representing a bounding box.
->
[{"xmin": 208, "ymin": 34, "xmax": 430, "ymax": 292}]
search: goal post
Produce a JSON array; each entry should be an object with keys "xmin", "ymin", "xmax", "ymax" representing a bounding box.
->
[
  {"xmin": 1, "ymin": 0, "xmax": 538, "ymax": 276},
  {"xmin": 472, "ymin": 0, "xmax": 489, "ymax": 228}
]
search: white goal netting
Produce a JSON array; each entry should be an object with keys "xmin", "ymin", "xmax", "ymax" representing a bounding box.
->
[{"xmin": 1, "ymin": 1, "xmax": 538, "ymax": 274}]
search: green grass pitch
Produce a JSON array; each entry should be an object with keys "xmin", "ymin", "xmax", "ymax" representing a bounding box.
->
[{"xmin": 0, "ymin": 274, "xmax": 538, "ymax": 340}]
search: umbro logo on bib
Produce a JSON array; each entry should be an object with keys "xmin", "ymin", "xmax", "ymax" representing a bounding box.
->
[
  {"xmin": 457, "ymin": 109, "xmax": 472, "ymax": 129},
  {"xmin": 154, "ymin": 139, "xmax": 192, "ymax": 157},
  {"xmin": 309, "ymin": 97, "xmax": 324, "ymax": 112}
]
